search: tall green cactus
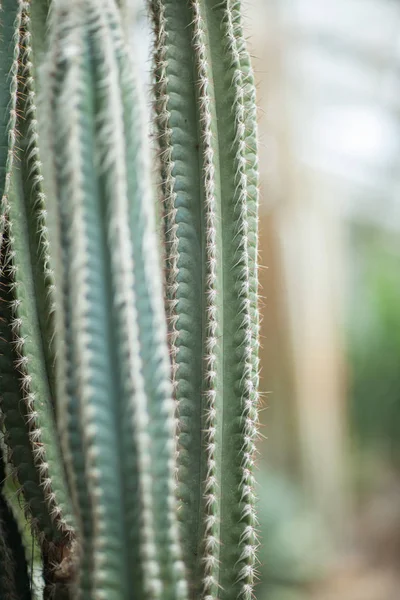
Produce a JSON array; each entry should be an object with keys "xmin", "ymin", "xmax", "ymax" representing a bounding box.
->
[
  {"xmin": 0, "ymin": 1, "xmax": 75, "ymax": 597},
  {"xmin": 0, "ymin": 0, "xmax": 259, "ymax": 599},
  {"xmin": 149, "ymin": 1, "xmax": 259, "ymax": 598},
  {"xmin": 40, "ymin": 0, "xmax": 186, "ymax": 597}
]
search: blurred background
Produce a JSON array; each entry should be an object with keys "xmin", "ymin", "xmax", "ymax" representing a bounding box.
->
[
  {"xmin": 133, "ymin": 1, "xmax": 400, "ymax": 598},
  {"xmin": 249, "ymin": 1, "xmax": 400, "ymax": 598}
]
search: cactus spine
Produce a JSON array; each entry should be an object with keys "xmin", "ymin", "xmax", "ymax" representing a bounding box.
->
[{"xmin": 150, "ymin": 1, "xmax": 260, "ymax": 598}]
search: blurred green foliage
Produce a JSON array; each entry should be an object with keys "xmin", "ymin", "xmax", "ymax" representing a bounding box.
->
[{"xmin": 348, "ymin": 224, "xmax": 400, "ymax": 464}]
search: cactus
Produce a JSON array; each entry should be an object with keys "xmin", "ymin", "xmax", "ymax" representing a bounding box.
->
[
  {"xmin": 0, "ymin": 0, "xmax": 21, "ymax": 245},
  {"xmin": 39, "ymin": 0, "xmax": 187, "ymax": 597},
  {"xmin": 0, "ymin": 0, "xmax": 75, "ymax": 596},
  {"xmin": 0, "ymin": 0, "xmax": 259, "ymax": 599},
  {"xmin": 149, "ymin": 1, "xmax": 260, "ymax": 598}
]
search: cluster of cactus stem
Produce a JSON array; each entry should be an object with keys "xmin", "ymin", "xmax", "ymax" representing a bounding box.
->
[{"xmin": 0, "ymin": 0, "xmax": 259, "ymax": 599}]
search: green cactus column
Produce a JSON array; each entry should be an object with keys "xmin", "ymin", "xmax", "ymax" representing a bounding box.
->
[
  {"xmin": 0, "ymin": 3, "xmax": 75, "ymax": 596},
  {"xmin": 39, "ymin": 0, "xmax": 187, "ymax": 598},
  {"xmin": 149, "ymin": 1, "xmax": 260, "ymax": 598},
  {"xmin": 0, "ymin": 0, "xmax": 22, "ymax": 245}
]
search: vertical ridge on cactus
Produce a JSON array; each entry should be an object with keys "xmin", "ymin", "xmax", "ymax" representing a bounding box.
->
[
  {"xmin": 149, "ymin": 1, "xmax": 260, "ymax": 598},
  {"xmin": 0, "ymin": 246, "xmax": 55, "ymax": 542},
  {"xmin": 29, "ymin": 0, "xmax": 50, "ymax": 65},
  {"xmin": 18, "ymin": 0, "xmax": 57, "ymax": 401},
  {"xmin": 0, "ymin": 0, "xmax": 74, "ymax": 560},
  {"xmin": 0, "ymin": 0, "xmax": 23, "ymax": 245},
  {"xmin": 230, "ymin": 1, "xmax": 260, "ymax": 393},
  {"xmin": 222, "ymin": 5, "xmax": 260, "ymax": 598},
  {"xmin": 149, "ymin": 1, "xmax": 208, "ymax": 593},
  {"xmin": 5, "ymin": 158, "xmax": 74, "ymax": 538}
]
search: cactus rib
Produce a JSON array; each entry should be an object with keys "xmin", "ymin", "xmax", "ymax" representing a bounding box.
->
[
  {"xmin": 19, "ymin": 0, "xmax": 57, "ymax": 402},
  {"xmin": 0, "ymin": 0, "xmax": 73, "ymax": 545},
  {"xmin": 149, "ymin": 1, "xmax": 206, "ymax": 594},
  {"xmin": 222, "ymin": 5, "xmax": 260, "ymax": 598},
  {"xmin": 39, "ymin": 4, "xmax": 97, "ymax": 594},
  {"xmin": 0, "ymin": 242, "xmax": 56, "ymax": 542},
  {"xmin": 0, "ymin": 0, "xmax": 23, "ymax": 246}
]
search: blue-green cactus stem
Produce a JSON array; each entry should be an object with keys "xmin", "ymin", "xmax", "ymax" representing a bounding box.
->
[
  {"xmin": 41, "ymin": 1, "xmax": 188, "ymax": 598},
  {"xmin": 39, "ymin": 4, "xmax": 96, "ymax": 595},
  {"xmin": 221, "ymin": 5, "xmax": 260, "ymax": 597},
  {"xmin": 230, "ymin": 1, "xmax": 260, "ymax": 393},
  {"xmin": 0, "ymin": 0, "xmax": 23, "ymax": 246},
  {"xmin": 149, "ymin": 1, "xmax": 260, "ymax": 598},
  {"xmin": 0, "ymin": 234, "xmax": 62, "ymax": 543},
  {"xmin": 103, "ymin": 4, "xmax": 187, "ymax": 597},
  {"xmin": 18, "ymin": 0, "xmax": 58, "ymax": 410},
  {"xmin": 0, "ymin": 0, "xmax": 74, "ymax": 545},
  {"xmin": 28, "ymin": 0, "xmax": 50, "ymax": 67},
  {"xmin": 149, "ymin": 1, "xmax": 206, "ymax": 594}
]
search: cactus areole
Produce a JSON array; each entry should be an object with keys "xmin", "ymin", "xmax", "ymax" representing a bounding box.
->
[{"xmin": 0, "ymin": 1, "xmax": 259, "ymax": 599}]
